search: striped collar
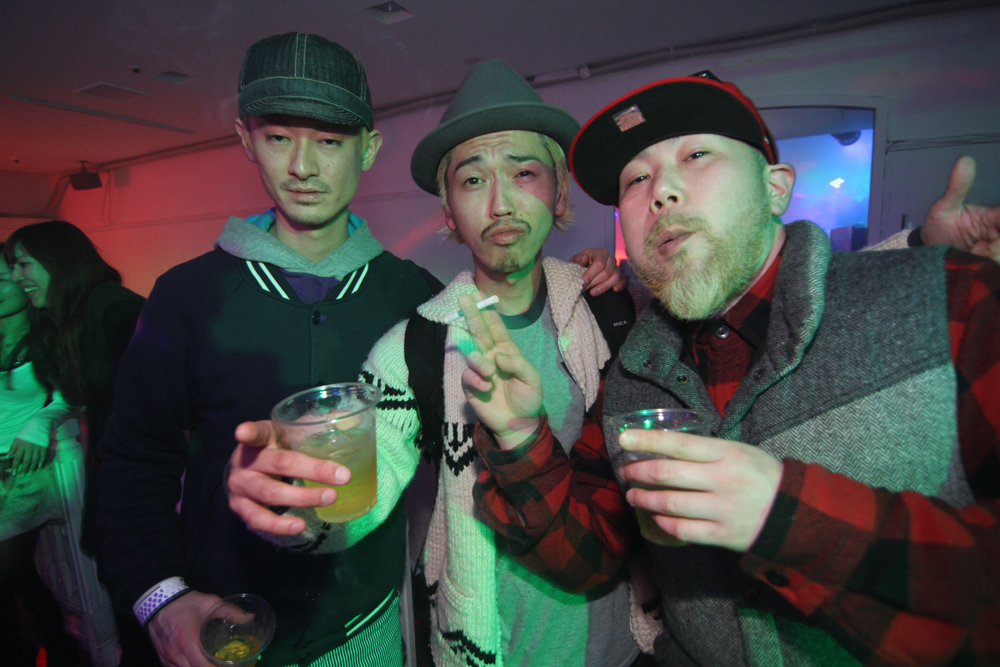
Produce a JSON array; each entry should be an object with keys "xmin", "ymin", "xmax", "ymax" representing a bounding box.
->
[{"xmin": 244, "ymin": 260, "xmax": 370, "ymax": 301}]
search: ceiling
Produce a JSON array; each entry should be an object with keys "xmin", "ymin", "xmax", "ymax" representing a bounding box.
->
[{"xmin": 0, "ymin": 0, "xmax": 988, "ymax": 176}]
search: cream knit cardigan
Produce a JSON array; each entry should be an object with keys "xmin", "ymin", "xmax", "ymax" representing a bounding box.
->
[{"xmin": 263, "ymin": 258, "xmax": 661, "ymax": 666}]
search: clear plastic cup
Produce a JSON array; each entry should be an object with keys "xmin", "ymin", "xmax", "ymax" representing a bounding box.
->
[
  {"xmin": 271, "ymin": 383, "xmax": 381, "ymax": 523},
  {"xmin": 610, "ymin": 409, "xmax": 716, "ymax": 546},
  {"xmin": 199, "ymin": 594, "xmax": 275, "ymax": 667}
]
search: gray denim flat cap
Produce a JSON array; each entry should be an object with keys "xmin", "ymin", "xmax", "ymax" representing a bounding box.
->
[
  {"xmin": 238, "ymin": 32, "xmax": 374, "ymax": 130},
  {"xmin": 410, "ymin": 60, "xmax": 580, "ymax": 195}
]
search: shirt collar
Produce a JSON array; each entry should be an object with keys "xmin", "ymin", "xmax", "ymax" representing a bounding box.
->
[{"xmin": 684, "ymin": 238, "xmax": 786, "ymax": 350}]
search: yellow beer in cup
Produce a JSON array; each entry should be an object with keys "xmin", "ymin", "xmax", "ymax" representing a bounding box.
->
[{"xmin": 272, "ymin": 383, "xmax": 381, "ymax": 523}]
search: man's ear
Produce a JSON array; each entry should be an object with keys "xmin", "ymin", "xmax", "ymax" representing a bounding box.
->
[
  {"xmin": 554, "ymin": 176, "xmax": 569, "ymax": 218},
  {"xmin": 235, "ymin": 118, "xmax": 257, "ymax": 163},
  {"xmin": 361, "ymin": 129, "xmax": 383, "ymax": 172},
  {"xmin": 766, "ymin": 163, "xmax": 795, "ymax": 216},
  {"xmin": 444, "ymin": 207, "xmax": 458, "ymax": 232}
]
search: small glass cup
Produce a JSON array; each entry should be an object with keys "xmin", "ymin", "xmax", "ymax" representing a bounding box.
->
[
  {"xmin": 271, "ymin": 383, "xmax": 381, "ymax": 523},
  {"xmin": 610, "ymin": 409, "xmax": 717, "ymax": 546},
  {"xmin": 199, "ymin": 594, "xmax": 275, "ymax": 667}
]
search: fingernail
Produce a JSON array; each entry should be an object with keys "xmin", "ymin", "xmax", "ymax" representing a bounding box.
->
[
  {"xmin": 334, "ymin": 467, "xmax": 351, "ymax": 485},
  {"xmin": 320, "ymin": 489, "xmax": 336, "ymax": 506},
  {"xmin": 619, "ymin": 431, "xmax": 636, "ymax": 448}
]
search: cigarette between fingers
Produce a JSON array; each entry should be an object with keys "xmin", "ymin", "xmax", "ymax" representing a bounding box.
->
[{"xmin": 443, "ymin": 295, "xmax": 499, "ymax": 324}]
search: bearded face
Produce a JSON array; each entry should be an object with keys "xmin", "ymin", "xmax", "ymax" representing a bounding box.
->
[
  {"xmin": 631, "ymin": 190, "xmax": 774, "ymax": 321},
  {"xmin": 617, "ymin": 135, "xmax": 782, "ymax": 322}
]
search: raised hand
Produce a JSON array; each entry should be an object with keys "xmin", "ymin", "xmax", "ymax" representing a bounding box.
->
[
  {"xmin": 618, "ymin": 429, "xmax": 783, "ymax": 552},
  {"xmin": 922, "ymin": 156, "xmax": 1000, "ymax": 262},
  {"xmin": 458, "ymin": 293, "xmax": 543, "ymax": 450},
  {"xmin": 228, "ymin": 420, "xmax": 350, "ymax": 536}
]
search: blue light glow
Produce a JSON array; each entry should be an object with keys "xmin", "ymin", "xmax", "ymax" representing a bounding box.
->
[{"xmin": 777, "ymin": 129, "xmax": 873, "ymax": 234}]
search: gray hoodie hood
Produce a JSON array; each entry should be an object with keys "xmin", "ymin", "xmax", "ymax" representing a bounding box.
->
[{"xmin": 215, "ymin": 214, "xmax": 383, "ymax": 278}]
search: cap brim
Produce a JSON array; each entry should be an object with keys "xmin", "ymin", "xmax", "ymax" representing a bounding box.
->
[
  {"xmin": 410, "ymin": 102, "xmax": 580, "ymax": 195},
  {"xmin": 240, "ymin": 97, "xmax": 372, "ymax": 129}
]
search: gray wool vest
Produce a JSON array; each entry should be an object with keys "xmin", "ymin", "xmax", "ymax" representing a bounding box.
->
[{"xmin": 603, "ymin": 221, "xmax": 975, "ymax": 667}]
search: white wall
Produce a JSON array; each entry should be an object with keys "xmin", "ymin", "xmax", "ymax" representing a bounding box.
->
[{"xmin": 5, "ymin": 6, "xmax": 996, "ymax": 295}]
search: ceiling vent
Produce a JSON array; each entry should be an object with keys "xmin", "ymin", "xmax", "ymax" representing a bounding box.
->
[
  {"xmin": 158, "ymin": 71, "xmax": 193, "ymax": 84},
  {"xmin": 77, "ymin": 82, "xmax": 151, "ymax": 102},
  {"xmin": 366, "ymin": 1, "xmax": 414, "ymax": 24}
]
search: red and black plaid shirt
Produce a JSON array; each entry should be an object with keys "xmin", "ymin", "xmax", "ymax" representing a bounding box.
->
[
  {"xmin": 683, "ymin": 248, "xmax": 783, "ymax": 414},
  {"xmin": 473, "ymin": 249, "xmax": 1000, "ymax": 665}
]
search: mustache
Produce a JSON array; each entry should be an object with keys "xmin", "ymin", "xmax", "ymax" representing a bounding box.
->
[
  {"xmin": 643, "ymin": 212, "xmax": 709, "ymax": 256},
  {"xmin": 481, "ymin": 218, "xmax": 530, "ymax": 242}
]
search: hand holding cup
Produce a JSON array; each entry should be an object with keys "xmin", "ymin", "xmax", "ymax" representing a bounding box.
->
[
  {"xmin": 616, "ymin": 413, "xmax": 784, "ymax": 552},
  {"xmin": 199, "ymin": 594, "xmax": 275, "ymax": 667}
]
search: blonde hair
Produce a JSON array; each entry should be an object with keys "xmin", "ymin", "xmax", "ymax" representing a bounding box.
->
[{"xmin": 436, "ymin": 132, "xmax": 572, "ymax": 244}]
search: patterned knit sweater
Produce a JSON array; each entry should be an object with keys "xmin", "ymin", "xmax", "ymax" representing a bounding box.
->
[{"xmin": 266, "ymin": 257, "xmax": 661, "ymax": 666}]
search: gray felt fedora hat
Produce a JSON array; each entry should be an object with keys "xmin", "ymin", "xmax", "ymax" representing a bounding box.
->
[
  {"xmin": 410, "ymin": 60, "xmax": 581, "ymax": 195},
  {"xmin": 238, "ymin": 32, "xmax": 374, "ymax": 130}
]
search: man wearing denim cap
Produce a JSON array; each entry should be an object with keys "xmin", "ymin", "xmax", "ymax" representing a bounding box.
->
[
  {"xmin": 466, "ymin": 72, "xmax": 1000, "ymax": 665},
  {"xmin": 97, "ymin": 33, "xmax": 446, "ymax": 667}
]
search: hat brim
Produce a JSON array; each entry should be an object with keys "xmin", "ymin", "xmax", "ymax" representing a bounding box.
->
[
  {"xmin": 239, "ymin": 77, "xmax": 374, "ymax": 130},
  {"xmin": 410, "ymin": 102, "xmax": 580, "ymax": 195},
  {"xmin": 240, "ymin": 97, "xmax": 372, "ymax": 129}
]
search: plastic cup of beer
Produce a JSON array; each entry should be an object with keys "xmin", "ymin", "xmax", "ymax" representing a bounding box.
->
[
  {"xmin": 271, "ymin": 383, "xmax": 381, "ymax": 523},
  {"xmin": 199, "ymin": 594, "xmax": 275, "ymax": 667},
  {"xmin": 610, "ymin": 409, "xmax": 716, "ymax": 546}
]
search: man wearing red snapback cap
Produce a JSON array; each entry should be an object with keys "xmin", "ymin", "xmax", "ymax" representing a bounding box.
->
[{"xmin": 466, "ymin": 72, "xmax": 1000, "ymax": 665}]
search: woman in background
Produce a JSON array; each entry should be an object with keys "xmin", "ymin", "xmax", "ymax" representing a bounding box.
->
[
  {"xmin": 0, "ymin": 243, "xmax": 91, "ymax": 665},
  {"xmin": 5, "ymin": 220, "xmax": 152, "ymax": 666}
]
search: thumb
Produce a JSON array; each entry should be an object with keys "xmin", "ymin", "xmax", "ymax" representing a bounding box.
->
[
  {"xmin": 938, "ymin": 156, "xmax": 977, "ymax": 212},
  {"xmin": 234, "ymin": 420, "xmax": 277, "ymax": 449}
]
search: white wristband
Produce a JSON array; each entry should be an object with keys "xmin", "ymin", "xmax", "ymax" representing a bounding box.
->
[{"xmin": 133, "ymin": 576, "xmax": 190, "ymax": 626}]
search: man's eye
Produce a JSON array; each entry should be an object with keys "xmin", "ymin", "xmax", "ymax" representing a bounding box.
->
[
  {"xmin": 685, "ymin": 151, "xmax": 708, "ymax": 161},
  {"xmin": 463, "ymin": 176, "xmax": 482, "ymax": 186},
  {"xmin": 267, "ymin": 134, "xmax": 289, "ymax": 142},
  {"xmin": 627, "ymin": 174, "xmax": 648, "ymax": 187},
  {"xmin": 320, "ymin": 138, "xmax": 342, "ymax": 146},
  {"xmin": 515, "ymin": 170, "xmax": 535, "ymax": 178}
]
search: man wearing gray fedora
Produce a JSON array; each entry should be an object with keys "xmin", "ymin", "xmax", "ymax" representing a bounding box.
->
[{"xmin": 227, "ymin": 60, "xmax": 658, "ymax": 667}]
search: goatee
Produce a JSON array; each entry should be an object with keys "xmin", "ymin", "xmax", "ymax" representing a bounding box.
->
[{"xmin": 633, "ymin": 200, "xmax": 773, "ymax": 321}]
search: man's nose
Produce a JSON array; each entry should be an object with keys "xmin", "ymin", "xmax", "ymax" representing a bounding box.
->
[
  {"xmin": 651, "ymin": 171, "xmax": 683, "ymax": 214},
  {"xmin": 289, "ymin": 139, "xmax": 320, "ymax": 179},
  {"xmin": 489, "ymin": 176, "xmax": 517, "ymax": 218}
]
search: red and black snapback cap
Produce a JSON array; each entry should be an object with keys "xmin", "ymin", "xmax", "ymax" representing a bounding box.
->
[{"xmin": 569, "ymin": 71, "xmax": 778, "ymax": 206}]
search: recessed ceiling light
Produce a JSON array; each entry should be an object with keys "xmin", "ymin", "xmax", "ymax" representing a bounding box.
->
[
  {"xmin": 77, "ymin": 82, "xmax": 151, "ymax": 102},
  {"xmin": 158, "ymin": 71, "xmax": 193, "ymax": 84},
  {"xmin": 366, "ymin": 1, "xmax": 414, "ymax": 24}
]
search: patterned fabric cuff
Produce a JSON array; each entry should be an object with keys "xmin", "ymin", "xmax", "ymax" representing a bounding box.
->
[
  {"xmin": 475, "ymin": 416, "xmax": 549, "ymax": 465},
  {"xmin": 133, "ymin": 576, "xmax": 190, "ymax": 626}
]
